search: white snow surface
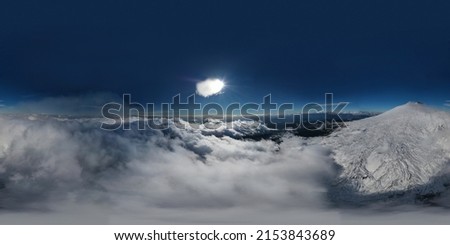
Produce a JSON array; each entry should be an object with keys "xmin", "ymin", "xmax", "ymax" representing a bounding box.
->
[{"xmin": 316, "ymin": 102, "xmax": 450, "ymax": 197}]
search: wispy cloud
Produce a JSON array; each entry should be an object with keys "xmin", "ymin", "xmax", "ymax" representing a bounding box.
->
[
  {"xmin": 7, "ymin": 92, "xmax": 121, "ymax": 116},
  {"xmin": 445, "ymin": 100, "xmax": 450, "ymax": 107}
]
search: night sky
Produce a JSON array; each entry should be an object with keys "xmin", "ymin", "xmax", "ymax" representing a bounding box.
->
[{"xmin": 1, "ymin": 0, "xmax": 449, "ymax": 111}]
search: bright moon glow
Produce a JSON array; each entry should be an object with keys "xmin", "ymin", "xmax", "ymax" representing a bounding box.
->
[{"xmin": 196, "ymin": 78, "xmax": 225, "ymax": 97}]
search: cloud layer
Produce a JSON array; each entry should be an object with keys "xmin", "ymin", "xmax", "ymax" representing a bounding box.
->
[
  {"xmin": 0, "ymin": 113, "xmax": 449, "ymax": 224},
  {"xmin": 0, "ymin": 114, "xmax": 340, "ymax": 222}
]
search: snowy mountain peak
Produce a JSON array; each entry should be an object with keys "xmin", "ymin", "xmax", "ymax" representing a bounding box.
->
[
  {"xmin": 381, "ymin": 102, "xmax": 434, "ymax": 116},
  {"xmin": 406, "ymin": 101, "xmax": 423, "ymax": 105},
  {"xmin": 319, "ymin": 103, "xmax": 450, "ymax": 202}
]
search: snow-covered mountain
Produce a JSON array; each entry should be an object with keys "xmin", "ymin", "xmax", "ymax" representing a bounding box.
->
[{"xmin": 317, "ymin": 102, "xmax": 450, "ymax": 202}]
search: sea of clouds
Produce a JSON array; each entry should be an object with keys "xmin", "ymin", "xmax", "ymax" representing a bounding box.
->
[
  {"xmin": 1, "ymin": 114, "xmax": 449, "ymax": 224},
  {"xmin": 0, "ymin": 113, "xmax": 340, "ymax": 223}
]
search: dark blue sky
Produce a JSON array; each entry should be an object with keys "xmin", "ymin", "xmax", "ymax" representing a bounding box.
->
[{"xmin": 1, "ymin": 0, "xmax": 449, "ymax": 111}]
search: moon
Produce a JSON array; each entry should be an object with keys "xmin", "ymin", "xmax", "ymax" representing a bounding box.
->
[{"xmin": 196, "ymin": 78, "xmax": 225, "ymax": 97}]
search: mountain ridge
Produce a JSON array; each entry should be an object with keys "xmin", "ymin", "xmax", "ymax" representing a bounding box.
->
[{"xmin": 317, "ymin": 103, "xmax": 450, "ymax": 203}]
